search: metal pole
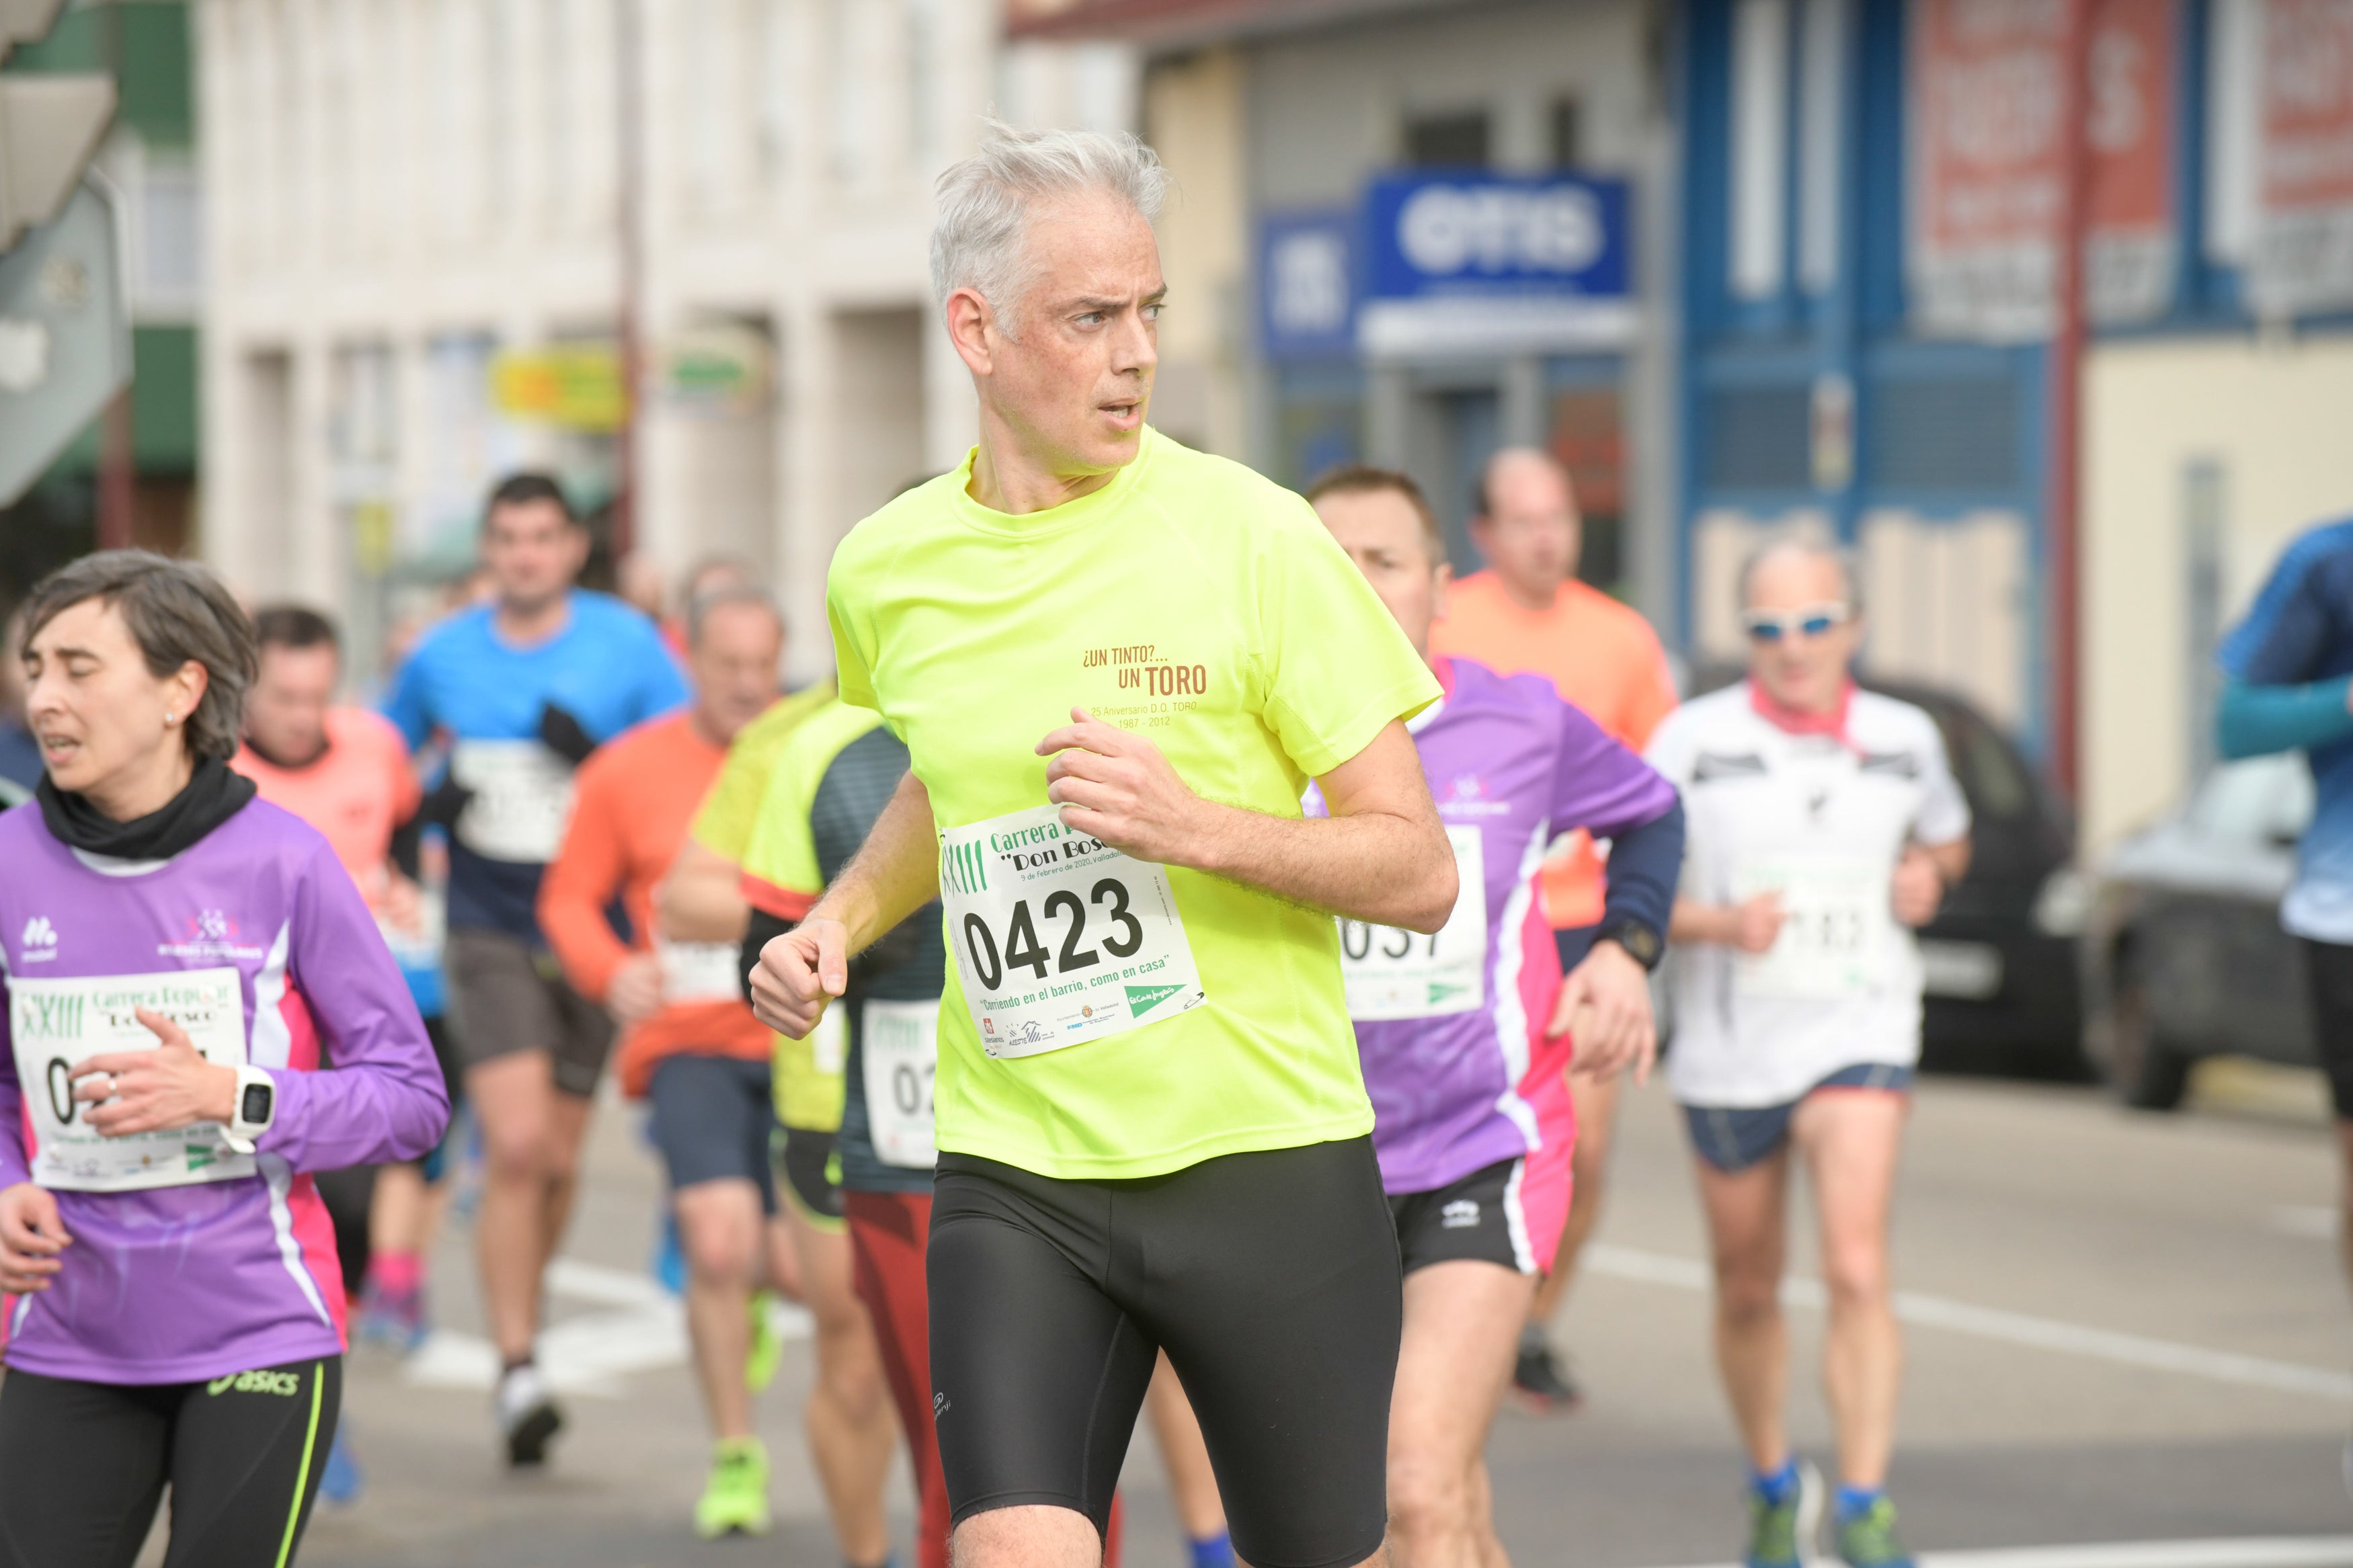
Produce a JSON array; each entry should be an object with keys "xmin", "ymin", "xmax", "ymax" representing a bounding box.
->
[
  {"xmin": 2046, "ymin": 0, "xmax": 2091, "ymax": 800},
  {"xmin": 613, "ymin": 0, "xmax": 643, "ymax": 563},
  {"xmin": 95, "ymin": 0, "xmax": 132, "ymax": 552}
]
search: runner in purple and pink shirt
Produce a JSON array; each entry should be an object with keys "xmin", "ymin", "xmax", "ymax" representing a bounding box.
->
[
  {"xmin": 0, "ymin": 552, "xmax": 448, "ymax": 1568},
  {"xmin": 1310, "ymin": 468, "xmax": 1682, "ymax": 1568}
]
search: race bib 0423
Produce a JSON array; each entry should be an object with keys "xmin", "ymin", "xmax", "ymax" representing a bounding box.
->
[
  {"xmin": 1341, "ymin": 825, "xmax": 1488, "ymax": 1020},
  {"xmin": 939, "ymin": 804, "xmax": 1207, "ymax": 1059},
  {"xmin": 8, "ymin": 966, "xmax": 254, "ymax": 1192}
]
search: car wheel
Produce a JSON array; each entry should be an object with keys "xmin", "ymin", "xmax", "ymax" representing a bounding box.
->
[{"xmin": 2107, "ymin": 954, "xmax": 2191, "ymax": 1111}]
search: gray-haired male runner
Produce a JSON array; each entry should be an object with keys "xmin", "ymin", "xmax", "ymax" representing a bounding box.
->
[{"xmin": 752, "ymin": 122, "xmax": 1456, "ymax": 1568}]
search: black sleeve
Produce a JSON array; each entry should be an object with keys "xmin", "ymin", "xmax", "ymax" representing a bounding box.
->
[
  {"xmin": 740, "ymin": 907, "xmax": 794, "ymax": 1007},
  {"xmin": 1598, "ymin": 796, "xmax": 1684, "ymax": 944},
  {"xmin": 388, "ymin": 806, "xmax": 424, "ymax": 882}
]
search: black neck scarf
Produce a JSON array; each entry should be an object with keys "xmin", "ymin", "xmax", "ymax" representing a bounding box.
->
[{"xmin": 37, "ymin": 752, "xmax": 258, "ymax": 862}]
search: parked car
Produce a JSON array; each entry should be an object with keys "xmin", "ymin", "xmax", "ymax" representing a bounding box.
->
[
  {"xmin": 2082, "ymin": 753, "xmax": 2315, "ymax": 1109},
  {"xmin": 1684, "ymin": 668, "xmax": 2087, "ymax": 1079}
]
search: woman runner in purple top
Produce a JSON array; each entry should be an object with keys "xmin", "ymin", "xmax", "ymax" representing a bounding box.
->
[
  {"xmin": 1310, "ymin": 469, "xmax": 1683, "ymax": 1568},
  {"xmin": 0, "ymin": 552, "xmax": 448, "ymax": 1568}
]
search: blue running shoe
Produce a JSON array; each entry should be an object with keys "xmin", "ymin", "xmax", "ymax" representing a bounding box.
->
[
  {"xmin": 319, "ymin": 1427, "xmax": 364, "ymax": 1507},
  {"xmin": 1831, "ymin": 1494, "xmax": 1913, "ymax": 1568},
  {"xmin": 653, "ymin": 1210, "xmax": 686, "ymax": 1297},
  {"xmin": 1745, "ymin": 1459, "xmax": 1822, "ymax": 1568}
]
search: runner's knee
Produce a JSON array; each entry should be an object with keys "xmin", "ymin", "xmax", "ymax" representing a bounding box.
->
[
  {"xmin": 1817, "ymin": 1237, "xmax": 1889, "ymax": 1312},
  {"xmin": 1387, "ymin": 1445, "xmax": 1475, "ymax": 1541}
]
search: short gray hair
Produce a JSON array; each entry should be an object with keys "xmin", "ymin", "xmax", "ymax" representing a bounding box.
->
[
  {"xmin": 684, "ymin": 582, "xmax": 785, "ymax": 649},
  {"xmin": 18, "ymin": 550, "xmax": 258, "ymax": 762},
  {"xmin": 1738, "ymin": 532, "xmax": 1865, "ymax": 616},
  {"xmin": 930, "ymin": 119, "xmax": 1170, "ymax": 335}
]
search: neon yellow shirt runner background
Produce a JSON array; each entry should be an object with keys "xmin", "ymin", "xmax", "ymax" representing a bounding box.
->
[{"xmin": 826, "ymin": 427, "xmax": 1442, "ymax": 1180}]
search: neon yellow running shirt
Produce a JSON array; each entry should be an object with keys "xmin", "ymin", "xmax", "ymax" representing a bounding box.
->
[{"xmin": 826, "ymin": 427, "xmax": 1441, "ymax": 1179}]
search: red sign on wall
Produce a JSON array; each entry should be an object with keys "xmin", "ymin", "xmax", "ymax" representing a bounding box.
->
[
  {"xmin": 2252, "ymin": 0, "xmax": 2353, "ymax": 313},
  {"xmin": 1909, "ymin": 0, "xmax": 2178, "ymax": 338}
]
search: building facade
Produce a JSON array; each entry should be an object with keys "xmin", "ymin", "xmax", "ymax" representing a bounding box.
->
[
  {"xmin": 1022, "ymin": 0, "xmax": 1682, "ymax": 619},
  {"xmin": 1678, "ymin": 0, "xmax": 2353, "ymax": 851},
  {"xmin": 199, "ymin": 0, "xmax": 1131, "ymax": 683}
]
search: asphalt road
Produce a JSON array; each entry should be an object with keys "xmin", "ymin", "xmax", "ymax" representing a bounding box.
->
[{"xmin": 276, "ymin": 1064, "xmax": 2353, "ymax": 1568}]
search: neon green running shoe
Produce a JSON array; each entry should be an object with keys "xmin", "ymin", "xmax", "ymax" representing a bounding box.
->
[
  {"xmin": 694, "ymin": 1436, "xmax": 772, "ymax": 1539},
  {"xmin": 745, "ymin": 1290, "xmax": 783, "ymax": 1393},
  {"xmin": 1745, "ymin": 1459, "xmax": 1822, "ymax": 1568},
  {"xmin": 1832, "ymin": 1495, "xmax": 1914, "ymax": 1568}
]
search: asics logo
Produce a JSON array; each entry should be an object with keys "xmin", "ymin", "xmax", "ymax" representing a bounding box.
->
[{"xmin": 208, "ymin": 1369, "xmax": 303, "ymax": 1397}]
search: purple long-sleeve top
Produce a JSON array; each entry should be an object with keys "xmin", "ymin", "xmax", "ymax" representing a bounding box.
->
[
  {"xmin": 1318, "ymin": 657, "xmax": 1681, "ymax": 1198},
  {"xmin": 0, "ymin": 797, "xmax": 448, "ymax": 1384}
]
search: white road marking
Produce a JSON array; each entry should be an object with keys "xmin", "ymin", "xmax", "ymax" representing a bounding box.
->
[
  {"xmin": 1584, "ymin": 1244, "xmax": 2353, "ymax": 1402},
  {"xmin": 2270, "ymin": 1204, "xmax": 2338, "ymax": 1240},
  {"xmin": 1646, "ymin": 1537, "xmax": 2353, "ymax": 1568},
  {"xmin": 399, "ymin": 1256, "xmax": 811, "ymax": 1397}
]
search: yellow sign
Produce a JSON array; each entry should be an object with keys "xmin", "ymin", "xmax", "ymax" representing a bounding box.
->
[{"xmin": 491, "ymin": 346, "xmax": 625, "ymax": 431}]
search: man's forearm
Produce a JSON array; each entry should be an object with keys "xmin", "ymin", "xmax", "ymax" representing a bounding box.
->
[
  {"xmin": 808, "ymin": 772, "xmax": 942, "ymax": 950},
  {"xmin": 1183, "ymin": 802, "xmax": 1455, "ymax": 932}
]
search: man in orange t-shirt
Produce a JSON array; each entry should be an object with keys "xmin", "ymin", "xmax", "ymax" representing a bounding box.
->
[
  {"xmin": 1428, "ymin": 446, "xmax": 1680, "ymax": 1413},
  {"xmin": 537, "ymin": 584, "xmax": 798, "ymax": 1536}
]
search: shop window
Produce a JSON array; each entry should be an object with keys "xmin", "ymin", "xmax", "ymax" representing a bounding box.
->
[
  {"xmin": 1550, "ymin": 97, "xmax": 1581, "ymax": 168},
  {"xmin": 1866, "ymin": 378, "xmax": 2019, "ymax": 491},
  {"xmin": 1404, "ymin": 110, "xmax": 1490, "ymax": 169},
  {"xmin": 1702, "ymin": 384, "xmax": 1810, "ymax": 490},
  {"xmin": 1550, "ymin": 388, "xmax": 1626, "ymax": 590}
]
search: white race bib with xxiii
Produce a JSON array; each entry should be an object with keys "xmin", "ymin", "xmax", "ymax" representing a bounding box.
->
[
  {"xmin": 1731, "ymin": 854, "xmax": 1895, "ymax": 1001},
  {"xmin": 938, "ymin": 803, "xmax": 1207, "ymax": 1059},
  {"xmin": 863, "ymin": 999, "xmax": 939, "ymax": 1168},
  {"xmin": 659, "ymin": 940, "xmax": 744, "ymax": 1005},
  {"xmin": 448, "ymin": 740, "xmax": 575, "ymax": 863},
  {"xmin": 1341, "ymin": 825, "xmax": 1488, "ymax": 1020},
  {"xmin": 7, "ymin": 966, "xmax": 255, "ymax": 1192}
]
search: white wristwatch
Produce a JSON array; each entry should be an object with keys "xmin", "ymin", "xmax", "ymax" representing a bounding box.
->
[{"xmin": 225, "ymin": 1065, "xmax": 276, "ymax": 1155}]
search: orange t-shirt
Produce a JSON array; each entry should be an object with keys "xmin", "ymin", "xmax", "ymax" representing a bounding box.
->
[
  {"xmin": 538, "ymin": 710, "xmax": 770, "ymax": 1097},
  {"xmin": 1429, "ymin": 572, "xmax": 1679, "ymax": 927},
  {"xmin": 234, "ymin": 708, "xmax": 422, "ymax": 914}
]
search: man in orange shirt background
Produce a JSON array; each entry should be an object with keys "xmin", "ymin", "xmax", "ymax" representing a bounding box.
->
[
  {"xmin": 537, "ymin": 583, "xmax": 806, "ymax": 1539},
  {"xmin": 1429, "ymin": 446, "xmax": 1681, "ymax": 1413}
]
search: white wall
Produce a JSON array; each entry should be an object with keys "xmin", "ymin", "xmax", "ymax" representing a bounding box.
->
[{"xmin": 2082, "ymin": 333, "xmax": 2353, "ymax": 854}]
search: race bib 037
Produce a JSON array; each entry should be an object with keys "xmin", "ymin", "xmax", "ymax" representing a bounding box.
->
[
  {"xmin": 939, "ymin": 804, "xmax": 1207, "ymax": 1059},
  {"xmin": 862, "ymin": 999, "xmax": 939, "ymax": 1169},
  {"xmin": 1341, "ymin": 825, "xmax": 1488, "ymax": 1020}
]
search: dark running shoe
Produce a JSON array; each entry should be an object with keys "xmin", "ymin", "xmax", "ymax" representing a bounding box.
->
[{"xmin": 1511, "ymin": 1340, "xmax": 1584, "ymax": 1414}]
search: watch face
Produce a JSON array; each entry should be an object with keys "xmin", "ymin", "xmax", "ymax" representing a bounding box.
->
[{"xmin": 241, "ymin": 1082, "xmax": 273, "ymax": 1124}]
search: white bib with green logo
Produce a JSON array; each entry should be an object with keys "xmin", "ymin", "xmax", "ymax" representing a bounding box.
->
[
  {"xmin": 862, "ymin": 999, "xmax": 939, "ymax": 1168},
  {"xmin": 1340, "ymin": 825, "xmax": 1488, "ymax": 1020},
  {"xmin": 1732, "ymin": 853, "xmax": 1895, "ymax": 1001},
  {"xmin": 7, "ymin": 966, "xmax": 255, "ymax": 1192},
  {"xmin": 938, "ymin": 803, "xmax": 1207, "ymax": 1059}
]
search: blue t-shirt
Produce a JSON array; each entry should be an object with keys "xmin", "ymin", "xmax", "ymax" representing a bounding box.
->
[
  {"xmin": 2218, "ymin": 516, "xmax": 2353, "ymax": 942},
  {"xmin": 0, "ymin": 719, "xmax": 42, "ymax": 793},
  {"xmin": 382, "ymin": 590, "xmax": 688, "ymax": 940}
]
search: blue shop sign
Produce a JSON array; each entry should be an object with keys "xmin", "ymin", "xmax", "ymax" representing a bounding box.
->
[
  {"xmin": 1359, "ymin": 173, "xmax": 1635, "ymax": 357},
  {"xmin": 1259, "ymin": 210, "xmax": 1356, "ymax": 363}
]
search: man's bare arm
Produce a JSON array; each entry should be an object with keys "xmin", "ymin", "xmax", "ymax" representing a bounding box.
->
[
  {"xmin": 749, "ymin": 772, "xmax": 939, "ymax": 1038},
  {"xmin": 1041, "ymin": 710, "xmax": 1456, "ymax": 934},
  {"xmin": 655, "ymin": 839, "xmax": 751, "ymax": 943}
]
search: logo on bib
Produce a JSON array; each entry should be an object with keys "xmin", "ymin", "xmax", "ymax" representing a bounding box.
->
[
  {"xmin": 19, "ymin": 916, "xmax": 57, "ymax": 962},
  {"xmin": 1124, "ymin": 983, "xmax": 1185, "ymax": 1018}
]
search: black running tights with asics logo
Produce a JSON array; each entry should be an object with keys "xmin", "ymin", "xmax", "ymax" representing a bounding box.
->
[{"xmin": 0, "ymin": 1356, "xmax": 342, "ymax": 1568}]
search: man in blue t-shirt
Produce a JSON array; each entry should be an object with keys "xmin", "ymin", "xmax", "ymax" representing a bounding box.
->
[
  {"xmin": 383, "ymin": 472, "xmax": 687, "ymax": 1467},
  {"xmin": 2217, "ymin": 515, "xmax": 2353, "ymax": 1294}
]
